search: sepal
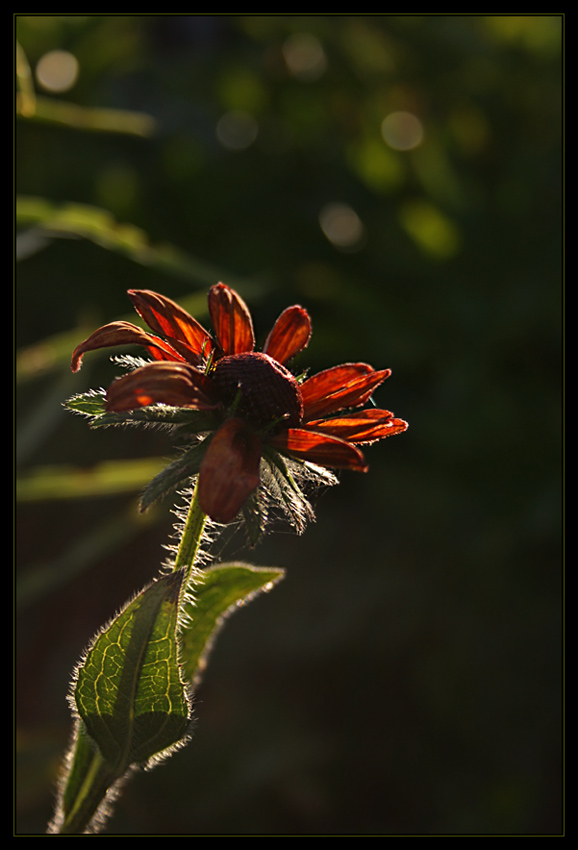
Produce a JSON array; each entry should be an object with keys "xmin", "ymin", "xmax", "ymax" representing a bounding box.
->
[
  {"xmin": 139, "ymin": 441, "xmax": 209, "ymax": 512},
  {"xmin": 64, "ymin": 389, "xmax": 218, "ymax": 432}
]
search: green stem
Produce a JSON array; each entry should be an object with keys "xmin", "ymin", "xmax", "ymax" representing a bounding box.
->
[
  {"xmin": 173, "ymin": 477, "xmax": 208, "ymax": 579},
  {"xmin": 52, "ymin": 481, "xmax": 208, "ymax": 835},
  {"xmin": 56, "ymin": 746, "xmax": 117, "ymax": 835}
]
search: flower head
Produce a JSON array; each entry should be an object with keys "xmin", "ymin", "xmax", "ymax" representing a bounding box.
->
[{"xmin": 70, "ymin": 284, "xmax": 407, "ymax": 529}]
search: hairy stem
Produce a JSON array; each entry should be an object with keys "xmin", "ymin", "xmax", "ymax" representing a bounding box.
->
[
  {"xmin": 173, "ymin": 478, "xmax": 208, "ymax": 580},
  {"xmin": 51, "ymin": 482, "xmax": 208, "ymax": 835}
]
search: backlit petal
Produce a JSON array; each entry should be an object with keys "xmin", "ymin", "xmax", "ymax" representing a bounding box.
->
[
  {"xmin": 105, "ymin": 362, "xmax": 217, "ymax": 412},
  {"xmin": 71, "ymin": 322, "xmax": 185, "ymax": 372},
  {"xmin": 128, "ymin": 290, "xmax": 213, "ymax": 365},
  {"xmin": 270, "ymin": 428, "xmax": 368, "ymax": 472},
  {"xmin": 208, "ymin": 282, "xmax": 255, "ymax": 356},
  {"xmin": 198, "ymin": 418, "xmax": 262, "ymax": 523},
  {"xmin": 306, "ymin": 410, "xmax": 409, "ymax": 443},
  {"xmin": 301, "ymin": 364, "xmax": 391, "ymax": 420},
  {"xmin": 263, "ymin": 305, "xmax": 312, "ymax": 365}
]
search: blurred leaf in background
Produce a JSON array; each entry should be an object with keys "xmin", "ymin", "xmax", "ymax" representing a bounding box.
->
[{"xmin": 16, "ymin": 15, "xmax": 562, "ymax": 835}]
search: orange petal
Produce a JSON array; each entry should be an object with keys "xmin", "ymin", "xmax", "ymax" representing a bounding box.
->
[
  {"xmin": 71, "ymin": 322, "xmax": 185, "ymax": 372},
  {"xmin": 198, "ymin": 418, "xmax": 262, "ymax": 523},
  {"xmin": 208, "ymin": 283, "xmax": 255, "ymax": 356},
  {"xmin": 300, "ymin": 363, "xmax": 372, "ymax": 406},
  {"xmin": 301, "ymin": 364, "xmax": 391, "ymax": 420},
  {"xmin": 263, "ymin": 305, "xmax": 312, "ymax": 365},
  {"xmin": 105, "ymin": 362, "xmax": 217, "ymax": 412},
  {"xmin": 128, "ymin": 290, "xmax": 213, "ymax": 365},
  {"xmin": 270, "ymin": 428, "xmax": 368, "ymax": 472},
  {"xmin": 306, "ymin": 410, "xmax": 409, "ymax": 443}
]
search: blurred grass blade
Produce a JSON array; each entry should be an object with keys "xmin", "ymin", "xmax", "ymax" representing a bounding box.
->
[
  {"xmin": 17, "ymin": 506, "xmax": 160, "ymax": 609},
  {"xmin": 16, "ymin": 41, "xmax": 154, "ymax": 136},
  {"xmin": 16, "ymin": 196, "xmax": 247, "ymax": 287},
  {"xmin": 16, "ymin": 457, "xmax": 166, "ymax": 501},
  {"xmin": 17, "ymin": 93, "xmax": 156, "ymax": 137},
  {"xmin": 16, "ymin": 41, "xmax": 35, "ymax": 117},
  {"xmin": 16, "ymin": 196, "xmax": 257, "ymax": 382}
]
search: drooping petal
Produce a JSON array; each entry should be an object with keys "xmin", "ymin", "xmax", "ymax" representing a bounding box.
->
[
  {"xmin": 301, "ymin": 364, "xmax": 391, "ymax": 420},
  {"xmin": 71, "ymin": 322, "xmax": 185, "ymax": 372},
  {"xmin": 105, "ymin": 362, "xmax": 218, "ymax": 412},
  {"xmin": 263, "ymin": 305, "xmax": 312, "ymax": 365},
  {"xmin": 128, "ymin": 290, "xmax": 213, "ymax": 366},
  {"xmin": 208, "ymin": 282, "xmax": 255, "ymax": 356},
  {"xmin": 306, "ymin": 410, "xmax": 409, "ymax": 443},
  {"xmin": 270, "ymin": 428, "xmax": 368, "ymax": 472},
  {"xmin": 198, "ymin": 418, "xmax": 262, "ymax": 523}
]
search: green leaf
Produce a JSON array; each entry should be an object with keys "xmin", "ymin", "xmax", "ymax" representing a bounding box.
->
[
  {"xmin": 74, "ymin": 569, "xmax": 191, "ymax": 769},
  {"xmin": 180, "ymin": 563, "xmax": 285, "ymax": 687},
  {"xmin": 51, "ymin": 563, "xmax": 284, "ymax": 833},
  {"xmin": 51, "ymin": 570, "xmax": 191, "ymax": 833}
]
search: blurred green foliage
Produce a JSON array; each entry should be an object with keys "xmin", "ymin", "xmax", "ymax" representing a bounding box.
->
[{"xmin": 16, "ymin": 15, "xmax": 562, "ymax": 835}]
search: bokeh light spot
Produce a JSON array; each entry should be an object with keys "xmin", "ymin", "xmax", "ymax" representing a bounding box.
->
[
  {"xmin": 216, "ymin": 111, "xmax": 259, "ymax": 151},
  {"xmin": 381, "ymin": 111, "xmax": 424, "ymax": 151},
  {"xmin": 319, "ymin": 203, "xmax": 365, "ymax": 251},
  {"xmin": 282, "ymin": 32, "xmax": 327, "ymax": 81},
  {"xmin": 399, "ymin": 200, "xmax": 460, "ymax": 259},
  {"xmin": 35, "ymin": 49, "xmax": 79, "ymax": 93}
]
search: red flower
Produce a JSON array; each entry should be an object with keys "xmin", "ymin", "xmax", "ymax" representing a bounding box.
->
[{"xmin": 71, "ymin": 284, "xmax": 408, "ymax": 524}]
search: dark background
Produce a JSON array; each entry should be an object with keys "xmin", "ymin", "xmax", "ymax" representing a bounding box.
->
[{"xmin": 16, "ymin": 15, "xmax": 562, "ymax": 835}]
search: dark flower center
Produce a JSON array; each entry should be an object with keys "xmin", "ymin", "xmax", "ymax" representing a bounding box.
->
[{"xmin": 211, "ymin": 352, "xmax": 303, "ymax": 433}]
